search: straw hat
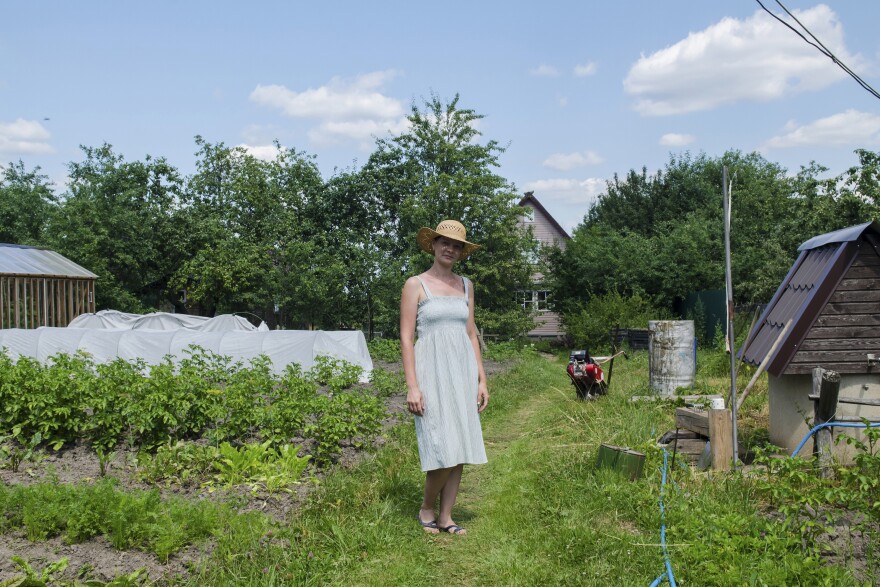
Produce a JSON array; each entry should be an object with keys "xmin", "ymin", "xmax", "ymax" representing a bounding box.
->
[{"xmin": 417, "ymin": 220, "xmax": 481, "ymax": 259}]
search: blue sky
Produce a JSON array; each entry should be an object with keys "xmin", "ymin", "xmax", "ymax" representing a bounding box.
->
[{"xmin": 2, "ymin": 1, "xmax": 879, "ymax": 232}]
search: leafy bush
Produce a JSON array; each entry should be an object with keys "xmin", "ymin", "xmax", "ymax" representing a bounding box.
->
[
  {"xmin": 367, "ymin": 338, "xmax": 401, "ymax": 362},
  {"xmin": 0, "ymin": 348, "xmax": 386, "ymax": 470},
  {"xmin": 562, "ymin": 291, "xmax": 667, "ymax": 352},
  {"xmin": 474, "ymin": 307, "xmax": 535, "ymax": 339},
  {"xmin": 369, "ymin": 368, "xmax": 405, "ymax": 397},
  {"xmin": 307, "ymin": 355, "xmax": 364, "ymax": 393}
]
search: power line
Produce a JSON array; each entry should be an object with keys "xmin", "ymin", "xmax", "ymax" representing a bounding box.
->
[{"xmin": 754, "ymin": 0, "xmax": 880, "ymax": 101}]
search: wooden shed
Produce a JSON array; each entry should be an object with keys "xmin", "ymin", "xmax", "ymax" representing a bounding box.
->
[
  {"xmin": 0, "ymin": 244, "xmax": 97, "ymax": 329},
  {"xmin": 740, "ymin": 221, "xmax": 880, "ymax": 460},
  {"xmin": 518, "ymin": 192, "xmax": 570, "ymax": 339}
]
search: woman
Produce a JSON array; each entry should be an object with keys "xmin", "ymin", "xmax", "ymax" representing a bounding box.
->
[{"xmin": 400, "ymin": 220, "xmax": 490, "ymax": 536}]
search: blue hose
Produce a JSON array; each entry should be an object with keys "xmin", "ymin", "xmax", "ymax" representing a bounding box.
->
[
  {"xmin": 650, "ymin": 448, "xmax": 678, "ymax": 587},
  {"xmin": 791, "ymin": 421, "xmax": 880, "ymax": 457}
]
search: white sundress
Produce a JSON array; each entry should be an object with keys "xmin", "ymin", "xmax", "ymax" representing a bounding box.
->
[{"xmin": 413, "ymin": 275, "xmax": 488, "ymax": 471}]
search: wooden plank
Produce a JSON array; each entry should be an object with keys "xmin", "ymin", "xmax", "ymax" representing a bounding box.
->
[
  {"xmin": 786, "ymin": 362, "xmax": 873, "ymax": 375},
  {"xmin": 830, "ymin": 289, "xmax": 880, "ymax": 303},
  {"xmin": 709, "ymin": 409, "xmax": 733, "ymax": 471},
  {"xmin": 800, "ymin": 338, "xmax": 880, "ymax": 351},
  {"xmin": 14, "ymin": 277, "xmax": 20, "ymax": 329},
  {"xmin": 809, "ymin": 394, "xmax": 880, "ymax": 407},
  {"xmin": 822, "ymin": 302, "xmax": 880, "ymax": 316},
  {"xmin": 0, "ymin": 277, "xmax": 5, "ymax": 328},
  {"xmin": 845, "ymin": 265, "xmax": 880, "ymax": 279},
  {"xmin": 852, "ymin": 255, "xmax": 880, "ymax": 267},
  {"xmin": 673, "ymin": 438, "xmax": 708, "ymax": 456},
  {"xmin": 675, "ymin": 407, "xmax": 710, "ymax": 437},
  {"xmin": 813, "ymin": 368, "xmax": 840, "ymax": 479},
  {"xmin": 791, "ymin": 349, "xmax": 878, "ymax": 363},
  {"xmin": 67, "ymin": 280, "xmax": 73, "ymax": 326},
  {"xmin": 812, "ymin": 312, "xmax": 880, "ymax": 336},
  {"xmin": 837, "ymin": 278, "xmax": 880, "ymax": 291},
  {"xmin": 805, "ymin": 325, "xmax": 880, "ymax": 339}
]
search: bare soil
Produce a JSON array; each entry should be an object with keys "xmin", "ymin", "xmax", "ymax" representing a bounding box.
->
[{"xmin": 0, "ymin": 358, "xmax": 514, "ymax": 584}]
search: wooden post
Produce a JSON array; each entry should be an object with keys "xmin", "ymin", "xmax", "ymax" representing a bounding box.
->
[
  {"xmin": 709, "ymin": 408, "xmax": 733, "ymax": 471},
  {"xmin": 812, "ymin": 367, "xmax": 840, "ymax": 479}
]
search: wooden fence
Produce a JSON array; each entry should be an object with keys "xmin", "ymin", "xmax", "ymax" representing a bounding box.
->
[{"xmin": 0, "ymin": 276, "xmax": 96, "ymax": 329}]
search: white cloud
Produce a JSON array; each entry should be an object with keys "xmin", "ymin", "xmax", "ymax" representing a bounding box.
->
[
  {"xmin": 250, "ymin": 70, "xmax": 408, "ymax": 144},
  {"xmin": 308, "ymin": 117, "xmax": 411, "ymax": 146},
  {"xmin": 542, "ymin": 150, "xmax": 604, "ymax": 170},
  {"xmin": 624, "ymin": 5, "xmax": 860, "ymax": 116},
  {"xmin": 659, "ymin": 133, "xmax": 696, "ymax": 146},
  {"xmin": 238, "ymin": 144, "xmax": 283, "ymax": 161},
  {"xmin": 523, "ymin": 177, "xmax": 606, "ymax": 206},
  {"xmin": 530, "ymin": 64, "xmax": 560, "ymax": 77},
  {"xmin": 763, "ymin": 109, "xmax": 880, "ymax": 149},
  {"xmin": 573, "ymin": 62, "xmax": 597, "ymax": 77},
  {"xmin": 0, "ymin": 118, "xmax": 54, "ymax": 155}
]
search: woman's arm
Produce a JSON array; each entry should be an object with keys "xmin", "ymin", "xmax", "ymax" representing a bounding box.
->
[
  {"xmin": 465, "ymin": 278, "xmax": 489, "ymax": 413},
  {"xmin": 400, "ymin": 277, "xmax": 425, "ymax": 416}
]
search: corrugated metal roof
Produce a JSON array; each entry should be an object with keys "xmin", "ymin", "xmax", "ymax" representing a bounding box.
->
[
  {"xmin": 797, "ymin": 220, "xmax": 880, "ymax": 251},
  {"xmin": 0, "ymin": 244, "xmax": 98, "ymax": 278},
  {"xmin": 739, "ymin": 222, "xmax": 880, "ymax": 376}
]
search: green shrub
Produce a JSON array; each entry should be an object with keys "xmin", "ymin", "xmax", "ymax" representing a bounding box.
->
[
  {"xmin": 367, "ymin": 338, "xmax": 401, "ymax": 362},
  {"xmin": 562, "ymin": 291, "xmax": 667, "ymax": 352},
  {"xmin": 474, "ymin": 307, "xmax": 535, "ymax": 339}
]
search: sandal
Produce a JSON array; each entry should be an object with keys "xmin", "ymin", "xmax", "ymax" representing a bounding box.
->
[
  {"xmin": 417, "ymin": 515, "xmax": 439, "ymax": 533},
  {"xmin": 439, "ymin": 524, "xmax": 466, "ymax": 535}
]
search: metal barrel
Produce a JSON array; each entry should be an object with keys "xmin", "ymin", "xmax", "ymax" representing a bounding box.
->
[{"xmin": 648, "ymin": 320, "xmax": 696, "ymax": 396}]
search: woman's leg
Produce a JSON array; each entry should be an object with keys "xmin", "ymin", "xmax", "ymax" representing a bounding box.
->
[
  {"xmin": 421, "ymin": 467, "xmax": 453, "ymax": 523},
  {"xmin": 437, "ymin": 464, "xmax": 464, "ymax": 531}
]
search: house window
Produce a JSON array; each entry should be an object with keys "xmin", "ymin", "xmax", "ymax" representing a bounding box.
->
[{"xmin": 518, "ymin": 290, "xmax": 550, "ymax": 312}]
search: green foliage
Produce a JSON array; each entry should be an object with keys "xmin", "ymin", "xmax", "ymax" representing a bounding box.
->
[
  {"xmin": 367, "ymin": 338, "xmax": 401, "ymax": 362},
  {"xmin": 368, "ymin": 368, "xmax": 405, "ymax": 397},
  {"xmin": 0, "ymin": 349, "xmax": 386, "ymax": 469},
  {"xmin": 0, "ymin": 161, "xmax": 56, "ymax": 246},
  {"xmin": 136, "ymin": 441, "xmax": 219, "ymax": 488},
  {"xmin": 549, "ymin": 149, "xmax": 880, "ymax": 323},
  {"xmin": 306, "ymin": 355, "xmax": 363, "ymax": 393},
  {"xmin": 563, "ymin": 290, "xmax": 665, "ymax": 352},
  {"xmin": 306, "ymin": 390, "xmax": 386, "ymax": 466},
  {"xmin": 0, "ymin": 479, "xmax": 225, "ymax": 562},
  {"xmin": 473, "ymin": 306, "xmax": 536, "ymax": 340},
  {"xmin": 0, "ymin": 432, "xmax": 42, "ymax": 473}
]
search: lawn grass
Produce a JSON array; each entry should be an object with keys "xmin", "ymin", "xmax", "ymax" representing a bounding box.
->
[
  {"xmin": 180, "ymin": 349, "xmax": 858, "ymax": 586},
  {"xmin": 5, "ymin": 348, "xmax": 863, "ymax": 585}
]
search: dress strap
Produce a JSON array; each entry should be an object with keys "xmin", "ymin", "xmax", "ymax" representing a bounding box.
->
[
  {"xmin": 414, "ymin": 275, "xmax": 433, "ymax": 298},
  {"xmin": 462, "ymin": 276, "xmax": 469, "ymax": 306}
]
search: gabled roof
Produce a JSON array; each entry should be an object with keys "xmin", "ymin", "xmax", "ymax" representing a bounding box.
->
[
  {"xmin": 739, "ymin": 220, "xmax": 880, "ymax": 376},
  {"xmin": 518, "ymin": 192, "xmax": 571, "ymax": 240},
  {"xmin": 0, "ymin": 243, "xmax": 98, "ymax": 279}
]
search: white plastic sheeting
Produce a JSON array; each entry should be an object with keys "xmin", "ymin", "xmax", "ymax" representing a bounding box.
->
[
  {"xmin": 68, "ymin": 310, "xmax": 268, "ymax": 332},
  {"xmin": 0, "ymin": 328, "xmax": 373, "ymax": 380}
]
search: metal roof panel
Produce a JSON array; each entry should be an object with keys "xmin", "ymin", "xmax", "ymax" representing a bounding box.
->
[{"xmin": 0, "ymin": 244, "xmax": 98, "ymax": 278}]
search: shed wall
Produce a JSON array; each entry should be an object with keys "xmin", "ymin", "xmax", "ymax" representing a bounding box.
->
[
  {"xmin": 769, "ymin": 373, "xmax": 880, "ymax": 463},
  {"xmin": 785, "ymin": 245, "xmax": 880, "ymax": 375},
  {"xmin": 0, "ymin": 276, "xmax": 95, "ymax": 328}
]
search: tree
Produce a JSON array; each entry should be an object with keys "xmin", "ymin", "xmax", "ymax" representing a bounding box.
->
[
  {"xmin": 360, "ymin": 94, "xmax": 535, "ymax": 337},
  {"xmin": 47, "ymin": 145, "xmax": 189, "ymax": 311},
  {"xmin": 0, "ymin": 161, "xmax": 56, "ymax": 245}
]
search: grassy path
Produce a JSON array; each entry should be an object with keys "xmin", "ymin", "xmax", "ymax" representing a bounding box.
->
[{"xmin": 185, "ymin": 351, "xmax": 861, "ymax": 586}]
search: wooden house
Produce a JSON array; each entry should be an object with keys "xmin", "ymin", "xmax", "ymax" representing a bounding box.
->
[
  {"xmin": 518, "ymin": 192, "xmax": 570, "ymax": 339},
  {"xmin": 0, "ymin": 244, "xmax": 97, "ymax": 328},
  {"xmin": 740, "ymin": 221, "xmax": 880, "ymax": 460}
]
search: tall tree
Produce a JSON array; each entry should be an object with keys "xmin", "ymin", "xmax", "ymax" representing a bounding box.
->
[
  {"xmin": 47, "ymin": 145, "xmax": 188, "ymax": 311},
  {"xmin": 0, "ymin": 161, "xmax": 56, "ymax": 245},
  {"xmin": 361, "ymin": 94, "xmax": 535, "ymax": 337}
]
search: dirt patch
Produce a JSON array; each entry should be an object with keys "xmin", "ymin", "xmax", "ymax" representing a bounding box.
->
[{"xmin": 0, "ymin": 532, "xmax": 205, "ymax": 584}]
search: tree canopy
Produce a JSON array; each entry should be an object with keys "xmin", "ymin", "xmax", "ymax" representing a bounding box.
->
[{"xmin": 0, "ymin": 97, "xmax": 534, "ymax": 337}]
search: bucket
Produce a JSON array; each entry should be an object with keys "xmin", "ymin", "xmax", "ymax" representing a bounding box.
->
[{"xmin": 648, "ymin": 320, "xmax": 696, "ymax": 396}]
